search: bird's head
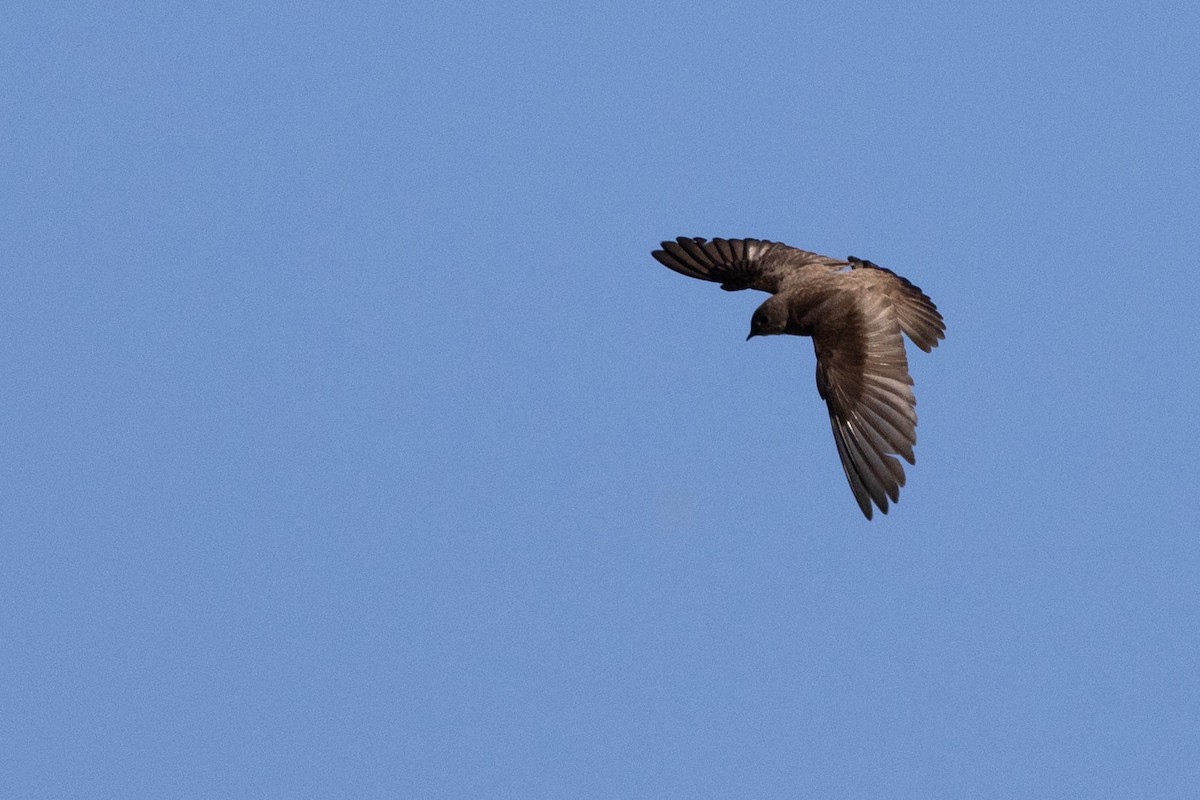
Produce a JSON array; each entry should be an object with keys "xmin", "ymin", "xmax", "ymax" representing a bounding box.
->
[{"xmin": 747, "ymin": 299, "xmax": 788, "ymax": 340}]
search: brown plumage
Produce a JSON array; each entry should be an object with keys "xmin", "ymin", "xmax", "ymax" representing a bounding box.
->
[{"xmin": 652, "ymin": 236, "xmax": 945, "ymax": 519}]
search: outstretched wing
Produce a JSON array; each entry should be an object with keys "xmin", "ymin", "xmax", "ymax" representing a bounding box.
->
[
  {"xmin": 652, "ymin": 237, "xmax": 785, "ymax": 293},
  {"xmin": 808, "ymin": 289, "xmax": 918, "ymax": 519},
  {"xmin": 847, "ymin": 256, "xmax": 945, "ymax": 352}
]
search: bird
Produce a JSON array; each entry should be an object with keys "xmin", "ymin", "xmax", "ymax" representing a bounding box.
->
[{"xmin": 651, "ymin": 236, "xmax": 944, "ymax": 519}]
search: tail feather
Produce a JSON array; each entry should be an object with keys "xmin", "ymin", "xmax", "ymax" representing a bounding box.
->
[{"xmin": 848, "ymin": 256, "xmax": 945, "ymax": 352}]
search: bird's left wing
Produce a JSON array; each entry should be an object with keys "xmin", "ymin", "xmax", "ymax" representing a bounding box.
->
[{"xmin": 652, "ymin": 237, "xmax": 785, "ymax": 293}]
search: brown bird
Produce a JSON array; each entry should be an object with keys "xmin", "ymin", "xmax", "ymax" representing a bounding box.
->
[{"xmin": 652, "ymin": 236, "xmax": 945, "ymax": 519}]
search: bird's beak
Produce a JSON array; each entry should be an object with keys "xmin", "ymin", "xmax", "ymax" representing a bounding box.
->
[{"xmin": 746, "ymin": 331, "xmax": 757, "ymax": 341}]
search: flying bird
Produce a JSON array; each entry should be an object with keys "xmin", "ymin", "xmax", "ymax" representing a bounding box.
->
[{"xmin": 652, "ymin": 236, "xmax": 945, "ymax": 519}]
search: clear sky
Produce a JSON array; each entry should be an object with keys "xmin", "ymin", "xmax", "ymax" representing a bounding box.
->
[{"xmin": 5, "ymin": 2, "xmax": 1199, "ymax": 797}]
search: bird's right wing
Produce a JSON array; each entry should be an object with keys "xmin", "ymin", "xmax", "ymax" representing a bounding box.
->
[
  {"xmin": 652, "ymin": 237, "xmax": 785, "ymax": 293},
  {"xmin": 808, "ymin": 290, "xmax": 918, "ymax": 520}
]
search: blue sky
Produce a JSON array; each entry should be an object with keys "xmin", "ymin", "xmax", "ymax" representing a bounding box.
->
[{"xmin": 4, "ymin": 1, "xmax": 1199, "ymax": 797}]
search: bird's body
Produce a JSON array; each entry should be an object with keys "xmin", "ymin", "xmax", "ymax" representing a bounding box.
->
[{"xmin": 651, "ymin": 237, "xmax": 945, "ymax": 519}]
